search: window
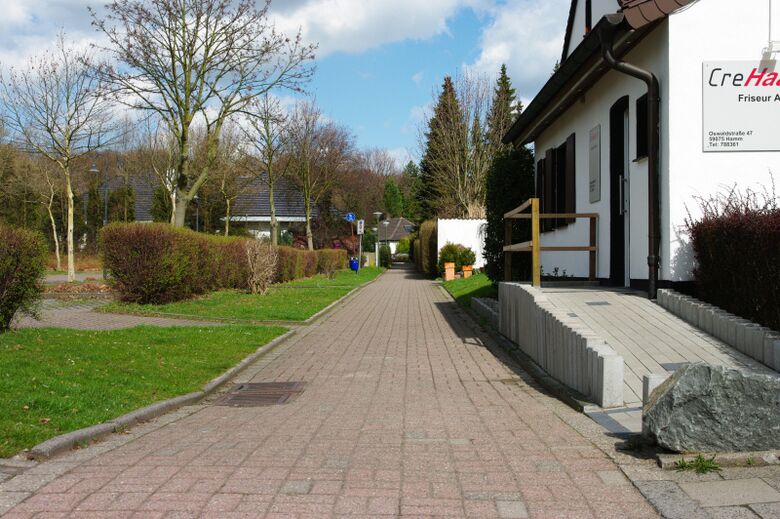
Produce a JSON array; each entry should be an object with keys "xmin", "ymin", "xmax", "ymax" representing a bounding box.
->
[
  {"xmin": 537, "ymin": 133, "xmax": 576, "ymax": 232},
  {"xmin": 636, "ymin": 94, "xmax": 648, "ymax": 160}
]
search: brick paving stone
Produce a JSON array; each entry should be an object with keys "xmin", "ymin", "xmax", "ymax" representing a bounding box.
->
[{"xmin": 3, "ymin": 265, "xmax": 658, "ymax": 517}]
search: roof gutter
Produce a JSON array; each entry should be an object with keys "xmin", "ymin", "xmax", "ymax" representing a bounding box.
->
[{"xmin": 597, "ymin": 13, "xmax": 660, "ymax": 299}]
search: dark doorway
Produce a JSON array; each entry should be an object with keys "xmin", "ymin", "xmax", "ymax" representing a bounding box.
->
[{"xmin": 609, "ymin": 97, "xmax": 629, "ymax": 286}]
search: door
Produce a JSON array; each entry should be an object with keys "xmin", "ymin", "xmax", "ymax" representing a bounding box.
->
[{"xmin": 609, "ymin": 97, "xmax": 630, "ymax": 287}]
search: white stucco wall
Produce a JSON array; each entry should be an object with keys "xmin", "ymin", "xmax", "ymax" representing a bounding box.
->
[
  {"xmin": 437, "ymin": 219, "xmax": 487, "ymax": 268},
  {"xmin": 568, "ymin": 0, "xmax": 621, "ymax": 60},
  {"xmin": 665, "ymin": 0, "xmax": 780, "ymax": 280},
  {"xmin": 534, "ymin": 23, "xmax": 670, "ymax": 281},
  {"xmin": 533, "ymin": 0, "xmax": 780, "ymax": 283}
]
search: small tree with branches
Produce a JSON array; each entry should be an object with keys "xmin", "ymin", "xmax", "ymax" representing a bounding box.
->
[{"xmin": 0, "ymin": 35, "xmax": 116, "ymax": 281}]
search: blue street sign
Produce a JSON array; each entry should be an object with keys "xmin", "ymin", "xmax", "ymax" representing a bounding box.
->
[{"xmin": 345, "ymin": 212, "xmax": 356, "ymax": 222}]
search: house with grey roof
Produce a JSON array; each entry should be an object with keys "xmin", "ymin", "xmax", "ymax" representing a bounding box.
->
[{"xmin": 378, "ymin": 217, "xmax": 414, "ymax": 254}]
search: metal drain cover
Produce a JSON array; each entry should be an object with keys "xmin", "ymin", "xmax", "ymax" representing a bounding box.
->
[{"xmin": 214, "ymin": 382, "xmax": 306, "ymax": 407}]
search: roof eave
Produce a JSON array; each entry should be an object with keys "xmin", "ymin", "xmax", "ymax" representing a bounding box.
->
[{"xmin": 502, "ymin": 15, "xmax": 658, "ymax": 146}]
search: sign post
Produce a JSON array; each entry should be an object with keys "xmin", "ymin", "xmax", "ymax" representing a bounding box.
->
[{"xmin": 356, "ymin": 219, "xmax": 364, "ymax": 273}]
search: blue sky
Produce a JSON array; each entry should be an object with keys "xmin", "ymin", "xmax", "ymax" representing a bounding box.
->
[{"xmin": 0, "ymin": 0, "xmax": 571, "ymax": 166}]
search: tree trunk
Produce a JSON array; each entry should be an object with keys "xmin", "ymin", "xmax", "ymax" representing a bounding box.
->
[
  {"xmin": 269, "ymin": 182, "xmax": 278, "ymax": 246},
  {"xmin": 169, "ymin": 190, "xmax": 177, "ymax": 225},
  {"xmin": 65, "ymin": 174, "xmax": 76, "ymax": 282},
  {"xmin": 46, "ymin": 201, "xmax": 62, "ymax": 272},
  {"xmin": 304, "ymin": 198, "xmax": 313, "ymax": 251},
  {"xmin": 173, "ymin": 188, "xmax": 188, "ymax": 227},
  {"xmin": 224, "ymin": 199, "xmax": 231, "ymax": 236}
]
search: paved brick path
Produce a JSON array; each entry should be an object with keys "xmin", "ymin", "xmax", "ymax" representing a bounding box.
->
[
  {"xmin": 14, "ymin": 301, "xmax": 218, "ymax": 330},
  {"xmin": 1, "ymin": 266, "xmax": 658, "ymax": 518}
]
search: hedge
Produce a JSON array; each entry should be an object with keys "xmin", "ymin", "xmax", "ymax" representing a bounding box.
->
[
  {"xmin": 0, "ymin": 225, "xmax": 47, "ymax": 331},
  {"xmin": 689, "ymin": 208, "xmax": 780, "ymax": 331},
  {"xmin": 102, "ymin": 223, "xmax": 349, "ymax": 303},
  {"xmin": 414, "ymin": 220, "xmax": 438, "ymax": 276},
  {"xmin": 316, "ymin": 249, "xmax": 348, "ymax": 279}
]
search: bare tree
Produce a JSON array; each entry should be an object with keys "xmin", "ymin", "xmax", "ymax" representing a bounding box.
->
[
  {"xmin": 92, "ymin": 0, "xmax": 316, "ymax": 227},
  {"xmin": 0, "ymin": 34, "xmax": 116, "ymax": 281},
  {"xmin": 360, "ymin": 148, "xmax": 398, "ymax": 177},
  {"xmin": 242, "ymin": 94, "xmax": 289, "ymax": 245},
  {"xmin": 137, "ymin": 117, "xmax": 179, "ymax": 223},
  {"xmin": 211, "ymin": 122, "xmax": 255, "ymax": 235},
  {"xmin": 27, "ymin": 159, "xmax": 64, "ymax": 270},
  {"xmin": 287, "ymin": 101, "xmax": 352, "ymax": 250}
]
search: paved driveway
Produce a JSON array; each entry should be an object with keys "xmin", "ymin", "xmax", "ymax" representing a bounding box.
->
[{"xmin": 1, "ymin": 266, "xmax": 658, "ymax": 518}]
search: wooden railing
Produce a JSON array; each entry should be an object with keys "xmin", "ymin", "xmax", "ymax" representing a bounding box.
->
[{"xmin": 503, "ymin": 198, "xmax": 598, "ymax": 286}]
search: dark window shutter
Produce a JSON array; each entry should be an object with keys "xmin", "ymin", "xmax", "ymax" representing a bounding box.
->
[
  {"xmin": 565, "ymin": 133, "xmax": 576, "ymax": 225},
  {"xmin": 544, "ymin": 148, "xmax": 555, "ymax": 232},
  {"xmin": 636, "ymin": 94, "xmax": 648, "ymax": 160}
]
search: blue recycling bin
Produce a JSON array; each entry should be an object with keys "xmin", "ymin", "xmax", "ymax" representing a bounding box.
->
[{"xmin": 349, "ymin": 257, "xmax": 359, "ymax": 271}]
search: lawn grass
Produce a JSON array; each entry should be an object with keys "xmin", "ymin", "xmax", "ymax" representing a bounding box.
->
[
  {"xmin": 0, "ymin": 325, "xmax": 286, "ymax": 457},
  {"xmin": 442, "ymin": 272, "xmax": 497, "ymax": 308},
  {"xmin": 103, "ymin": 267, "xmax": 384, "ymax": 322}
]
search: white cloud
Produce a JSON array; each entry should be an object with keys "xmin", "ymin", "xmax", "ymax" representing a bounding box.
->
[
  {"xmin": 411, "ymin": 71, "xmax": 424, "ymax": 85},
  {"xmin": 466, "ymin": 0, "xmax": 570, "ymax": 101},
  {"xmin": 270, "ymin": 0, "xmax": 468, "ymax": 57}
]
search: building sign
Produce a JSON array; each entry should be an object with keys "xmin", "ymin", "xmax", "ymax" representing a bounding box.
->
[
  {"xmin": 703, "ymin": 60, "xmax": 780, "ymax": 152},
  {"xmin": 589, "ymin": 125, "xmax": 601, "ymax": 203}
]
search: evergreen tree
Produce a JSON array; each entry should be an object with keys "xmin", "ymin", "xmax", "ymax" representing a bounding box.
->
[
  {"xmin": 486, "ymin": 64, "xmax": 520, "ymax": 153},
  {"xmin": 483, "ymin": 146, "xmax": 535, "ymax": 284},
  {"xmin": 418, "ymin": 76, "xmax": 463, "ymax": 220},
  {"xmin": 399, "ymin": 161, "xmax": 423, "ymax": 222},
  {"xmin": 383, "ymin": 177, "xmax": 403, "ymax": 218}
]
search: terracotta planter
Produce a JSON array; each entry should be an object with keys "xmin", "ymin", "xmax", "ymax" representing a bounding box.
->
[
  {"xmin": 444, "ymin": 262, "xmax": 456, "ymax": 281},
  {"xmin": 462, "ymin": 265, "xmax": 473, "ymax": 278}
]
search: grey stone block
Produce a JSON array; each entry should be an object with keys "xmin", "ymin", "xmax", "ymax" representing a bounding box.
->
[
  {"xmin": 643, "ymin": 364, "xmax": 780, "ymax": 452},
  {"xmin": 642, "ymin": 373, "xmax": 670, "ymax": 407},
  {"xmin": 764, "ymin": 333, "xmax": 780, "ymax": 371}
]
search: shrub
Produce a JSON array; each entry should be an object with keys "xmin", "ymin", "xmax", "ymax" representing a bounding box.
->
[
  {"xmin": 275, "ymin": 246, "xmax": 318, "ymax": 282},
  {"xmin": 459, "ymin": 246, "xmax": 476, "ymax": 267},
  {"xmin": 438, "ymin": 242, "xmax": 463, "ymax": 274},
  {"xmin": 379, "ymin": 244, "xmax": 392, "ymax": 267},
  {"xmin": 316, "ymin": 249, "xmax": 348, "ymax": 278},
  {"xmin": 686, "ymin": 185, "xmax": 780, "ymax": 331},
  {"xmin": 484, "ymin": 146, "xmax": 535, "ymax": 283},
  {"xmin": 102, "ymin": 223, "xmax": 202, "ymax": 303},
  {"xmin": 418, "ymin": 220, "xmax": 438, "ymax": 276},
  {"xmin": 247, "ymin": 240, "xmax": 278, "ymax": 294},
  {"xmin": 396, "ymin": 237, "xmax": 411, "ymax": 254},
  {"xmin": 0, "ymin": 225, "xmax": 47, "ymax": 331}
]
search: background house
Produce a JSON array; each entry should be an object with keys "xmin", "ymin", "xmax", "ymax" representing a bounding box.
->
[{"xmin": 378, "ymin": 217, "xmax": 414, "ymax": 254}]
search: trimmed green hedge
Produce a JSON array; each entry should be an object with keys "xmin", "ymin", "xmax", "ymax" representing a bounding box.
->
[
  {"xmin": 102, "ymin": 223, "xmax": 349, "ymax": 304},
  {"xmin": 0, "ymin": 225, "xmax": 47, "ymax": 331}
]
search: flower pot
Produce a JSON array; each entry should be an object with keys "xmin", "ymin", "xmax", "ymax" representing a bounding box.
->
[
  {"xmin": 462, "ymin": 265, "xmax": 473, "ymax": 278},
  {"xmin": 444, "ymin": 262, "xmax": 456, "ymax": 281}
]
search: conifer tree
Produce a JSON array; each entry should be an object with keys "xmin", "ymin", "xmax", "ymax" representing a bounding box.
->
[
  {"xmin": 486, "ymin": 64, "xmax": 520, "ymax": 152},
  {"xmin": 383, "ymin": 177, "xmax": 403, "ymax": 217}
]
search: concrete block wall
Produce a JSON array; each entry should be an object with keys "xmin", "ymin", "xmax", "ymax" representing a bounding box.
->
[
  {"xmin": 656, "ymin": 289, "xmax": 780, "ymax": 372},
  {"xmin": 471, "ymin": 297, "xmax": 499, "ymax": 329},
  {"xmin": 498, "ymin": 283, "xmax": 624, "ymax": 407}
]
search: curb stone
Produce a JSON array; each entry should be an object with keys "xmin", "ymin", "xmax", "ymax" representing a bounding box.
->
[{"xmin": 26, "ymin": 328, "xmax": 298, "ymax": 461}]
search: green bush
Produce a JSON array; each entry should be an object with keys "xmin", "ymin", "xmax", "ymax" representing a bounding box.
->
[
  {"xmin": 417, "ymin": 220, "xmax": 438, "ymax": 276},
  {"xmin": 484, "ymin": 147, "xmax": 535, "ymax": 283},
  {"xmin": 379, "ymin": 244, "xmax": 392, "ymax": 268},
  {"xmin": 396, "ymin": 237, "xmax": 411, "ymax": 254},
  {"xmin": 102, "ymin": 223, "xmax": 215, "ymax": 303},
  {"xmin": 0, "ymin": 225, "xmax": 47, "ymax": 331},
  {"xmin": 102, "ymin": 224, "xmax": 327, "ymax": 303},
  {"xmin": 316, "ymin": 249, "xmax": 348, "ymax": 279},
  {"xmin": 276, "ymin": 246, "xmax": 318, "ymax": 283},
  {"xmin": 459, "ymin": 246, "xmax": 476, "ymax": 267},
  {"xmin": 438, "ymin": 242, "xmax": 462, "ymax": 274}
]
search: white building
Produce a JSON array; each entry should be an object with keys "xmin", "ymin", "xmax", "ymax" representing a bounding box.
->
[{"xmin": 504, "ymin": 0, "xmax": 780, "ymax": 296}]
